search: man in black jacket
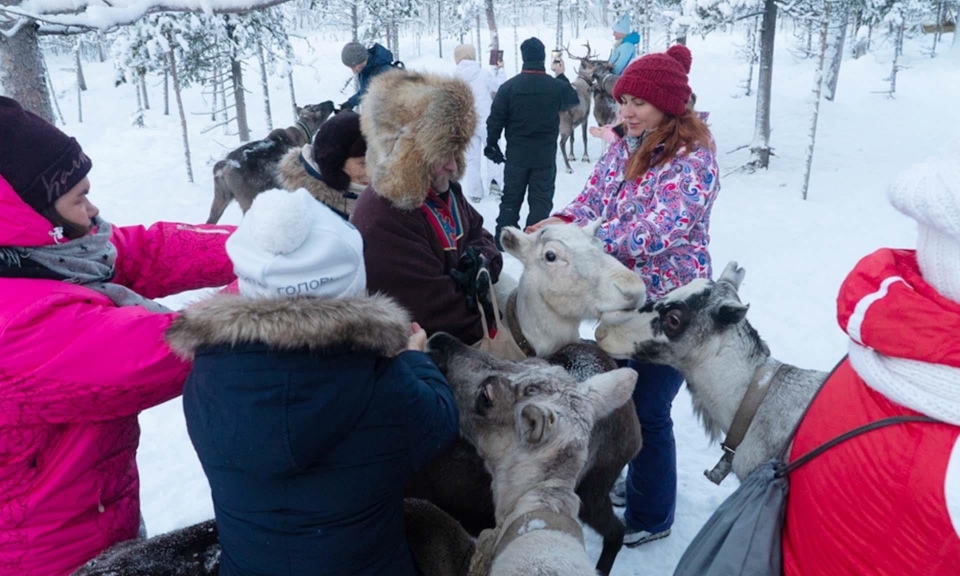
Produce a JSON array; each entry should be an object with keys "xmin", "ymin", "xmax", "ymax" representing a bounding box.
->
[{"xmin": 484, "ymin": 37, "xmax": 580, "ymax": 247}]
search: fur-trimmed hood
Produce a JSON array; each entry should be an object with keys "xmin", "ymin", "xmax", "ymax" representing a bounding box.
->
[
  {"xmin": 165, "ymin": 293, "xmax": 410, "ymax": 359},
  {"xmin": 276, "ymin": 145, "xmax": 360, "ymax": 219},
  {"xmin": 360, "ymin": 69, "xmax": 477, "ymax": 210}
]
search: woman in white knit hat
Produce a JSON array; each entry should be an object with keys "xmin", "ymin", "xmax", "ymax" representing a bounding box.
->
[
  {"xmin": 782, "ymin": 149, "xmax": 960, "ymax": 575},
  {"xmin": 454, "ymin": 43, "xmax": 507, "ymax": 202},
  {"xmin": 165, "ymin": 189, "xmax": 459, "ymax": 576}
]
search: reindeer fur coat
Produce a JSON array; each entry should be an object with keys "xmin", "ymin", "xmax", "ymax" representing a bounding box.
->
[
  {"xmin": 351, "ymin": 69, "xmax": 503, "ymax": 345},
  {"xmin": 165, "ymin": 293, "xmax": 460, "ymax": 576}
]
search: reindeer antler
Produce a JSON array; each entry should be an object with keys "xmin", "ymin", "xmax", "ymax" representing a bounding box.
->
[
  {"xmin": 583, "ymin": 41, "xmax": 600, "ymax": 61},
  {"xmin": 564, "ymin": 42, "xmax": 581, "ymax": 61}
]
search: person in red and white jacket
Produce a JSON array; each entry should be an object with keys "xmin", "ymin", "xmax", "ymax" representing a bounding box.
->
[{"xmin": 782, "ymin": 149, "xmax": 960, "ymax": 575}]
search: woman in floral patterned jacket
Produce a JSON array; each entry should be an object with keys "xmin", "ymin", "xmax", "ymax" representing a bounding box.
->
[{"xmin": 529, "ymin": 44, "xmax": 720, "ymax": 548}]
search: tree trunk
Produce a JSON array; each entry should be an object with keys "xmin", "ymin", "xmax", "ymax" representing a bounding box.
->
[
  {"xmin": 744, "ymin": 15, "xmax": 760, "ymax": 96},
  {"xmin": 0, "ymin": 13, "xmax": 55, "ymax": 123},
  {"xmin": 97, "ymin": 34, "xmax": 106, "ymax": 62},
  {"xmin": 438, "ymin": 0, "xmax": 443, "ymax": 58},
  {"xmin": 823, "ymin": 2, "xmax": 848, "ymax": 101},
  {"xmin": 285, "ymin": 41, "xmax": 298, "ymax": 121},
  {"xmin": 133, "ymin": 81, "xmax": 144, "ymax": 127},
  {"xmin": 749, "ymin": 0, "xmax": 777, "ymax": 169},
  {"xmin": 351, "ymin": 2, "xmax": 359, "ymax": 42},
  {"xmin": 676, "ymin": 25, "xmax": 689, "ymax": 46},
  {"xmin": 45, "ymin": 63, "xmax": 65, "ymax": 125},
  {"xmin": 643, "ymin": 0, "xmax": 651, "ymax": 53},
  {"xmin": 889, "ymin": 23, "xmax": 903, "ymax": 97},
  {"xmin": 231, "ymin": 57, "xmax": 250, "ymax": 141},
  {"xmin": 850, "ymin": 8, "xmax": 862, "ymax": 57},
  {"xmin": 556, "ymin": 0, "xmax": 563, "ymax": 48},
  {"xmin": 801, "ymin": 1, "xmax": 831, "ymax": 201},
  {"xmin": 76, "ymin": 68, "xmax": 82, "ymax": 123},
  {"xmin": 932, "ymin": 0, "xmax": 944, "ymax": 57},
  {"xmin": 140, "ymin": 72, "xmax": 150, "ymax": 110},
  {"xmin": 485, "ymin": 0, "xmax": 499, "ymax": 54},
  {"xmin": 74, "ymin": 42, "xmax": 87, "ymax": 91},
  {"xmin": 163, "ymin": 67, "xmax": 170, "ymax": 116},
  {"xmin": 258, "ymin": 40, "xmax": 273, "ymax": 131},
  {"xmin": 166, "ymin": 34, "xmax": 194, "ymax": 183}
]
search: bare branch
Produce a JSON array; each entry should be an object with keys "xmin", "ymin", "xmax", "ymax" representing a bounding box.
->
[{"xmin": 3, "ymin": 0, "xmax": 293, "ymax": 35}]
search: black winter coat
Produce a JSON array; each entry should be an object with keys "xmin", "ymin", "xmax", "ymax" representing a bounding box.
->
[
  {"xmin": 166, "ymin": 294, "xmax": 459, "ymax": 576},
  {"xmin": 486, "ymin": 63, "xmax": 580, "ymax": 168}
]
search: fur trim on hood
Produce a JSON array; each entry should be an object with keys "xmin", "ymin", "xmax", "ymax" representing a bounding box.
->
[
  {"xmin": 360, "ymin": 69, "xmax": 477, "ymax": 210},
  {"xmin": 276, "ymin": 146, "xmax": 359, "ymax": 218},
  {"xmin": 165, "ymin": 293, "xmax": 410, "ymax": 360}
]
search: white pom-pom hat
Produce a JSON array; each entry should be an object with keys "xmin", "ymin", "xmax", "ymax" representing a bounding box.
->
[
  {"xmin": 888, "ymin": 143, "xmax": 960, "ymax": 303},
  {"xmin": 226, "ymin": 188, "xmax": 366, "ymax": 299}
]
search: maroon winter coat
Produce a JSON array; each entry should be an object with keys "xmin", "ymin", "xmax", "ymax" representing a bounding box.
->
[{"xmin": 351, "ymin": 181, "xmax": 502, "ymax": 345}]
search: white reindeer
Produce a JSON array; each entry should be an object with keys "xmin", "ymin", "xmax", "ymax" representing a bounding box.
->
[{"xmin": 497, "ymin": 223, "xmax": 646, "ymax": 358}]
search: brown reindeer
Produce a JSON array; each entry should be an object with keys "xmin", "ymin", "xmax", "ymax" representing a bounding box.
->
[
  {"xmin": 558, "ymin": 43, "xmax": 596, "ymax": 174},
  {"xmin": 206, "ymin": 102, "xmax": 336, "ymax": 224}
]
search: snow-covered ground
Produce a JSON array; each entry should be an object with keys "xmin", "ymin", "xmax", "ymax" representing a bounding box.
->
[{"xmin": 45, "ymin": 22, "xmax": 959, "ymax": 575}]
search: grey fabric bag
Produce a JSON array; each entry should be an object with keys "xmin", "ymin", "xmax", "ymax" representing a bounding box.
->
[
  {"xmin": 673, "ymin": 355, "xmax": 938, "ymax": 576},
  {"xmin": 672, "ymin": 459, "xmax": 787, "ymax": 576}
]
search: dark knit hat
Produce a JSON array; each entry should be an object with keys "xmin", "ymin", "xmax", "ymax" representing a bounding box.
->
[
  {"xmin": 520, "ymin": 37, "xmax": 546, "ymax": 64},
  {"xmin": 341, "ymin": 42, "xmax": 369, "ymax": 67},
  {"xmin": 0, "ymin": 96, "xmax": 92, "ymax": 213},
  {"xmin": 312, "ymin": 110, "xmax": 367, "ymax": 191},
  {"xmin": 613, "ymin": 45, "xmax": 693, "ymax": 116}
]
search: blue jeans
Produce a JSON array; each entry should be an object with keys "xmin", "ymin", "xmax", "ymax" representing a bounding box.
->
[{"xmin": 620, "ymin": 360, "xmax": 684, "ymax": 533}]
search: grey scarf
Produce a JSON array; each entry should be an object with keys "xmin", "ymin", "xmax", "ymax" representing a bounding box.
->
[{"xmin": 0, "ymin": 217, "xmax": 172, "ymax": 313}]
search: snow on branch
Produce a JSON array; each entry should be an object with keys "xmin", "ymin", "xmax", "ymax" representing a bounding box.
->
[{"xmin": 0, "ymin": 0, "xmax": 292, "ymax": 33}]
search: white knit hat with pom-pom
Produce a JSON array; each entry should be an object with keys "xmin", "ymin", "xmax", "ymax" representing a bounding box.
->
[
  {"xmin": 226, "ymin": 188, "xmax": 366, "ymax": 299},
  {"xmin": 887, "ymin": 143, "xmax": 960, "ymax": 304}
]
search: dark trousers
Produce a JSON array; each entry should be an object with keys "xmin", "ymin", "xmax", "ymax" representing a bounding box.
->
[
  {"xmin": 620, "ymin": 360, "xmax": 685, "ymax": 534},
  {"xmin": 494, "ymin": 162, "xmax": 557, "ymax": 245}
]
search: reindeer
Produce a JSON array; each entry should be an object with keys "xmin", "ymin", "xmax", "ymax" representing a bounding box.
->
[
  {"xmin": 559, "ymin": 43, "xmax": 596, "ymax": 174},
  {"xmin": 427, "ymin": 333, "xmax": 637, "ymax": 576},
  {"xmin": 207, "ymin": 102, "xmax": 336, "ymax": 224},
  {"xmin": 595, "ymin": 262, "xmax": 829, "ymax": 482},
  {"xmin": 570, "ymin": 42, "xmax": 618, "ymax": 130}
]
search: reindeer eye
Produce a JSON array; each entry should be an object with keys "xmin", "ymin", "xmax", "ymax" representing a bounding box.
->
[
  {"xmin": 662, "ymin": 309, "xmax": 685, "ymax": 337},
  {"xmin": 523, "ymin": 384, "xmax": 540, "ymax": 396},
  {"xmin": 544, "ymin": 251, "xmax": 557, "ymax": 263}
]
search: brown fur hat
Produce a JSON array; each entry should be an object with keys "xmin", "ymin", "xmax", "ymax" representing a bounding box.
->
[{"xmin": 360, "ymin": 69, "xmax": 477, "ymax": 211}]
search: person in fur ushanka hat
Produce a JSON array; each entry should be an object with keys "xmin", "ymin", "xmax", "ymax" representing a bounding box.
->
[
  {"xmin": 351, "ymin": 69, "xmax": 503, "ymax": 346},
  {"xmin": 276, "ymin": 110, "xmax": 367, "ymax": 219},
  {"xmin": 169, "ymin": 188, "xmax": 459, "ymax": 576}
]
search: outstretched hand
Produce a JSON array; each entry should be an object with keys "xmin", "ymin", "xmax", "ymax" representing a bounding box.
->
[
  {"xmin": 406, "ymin": 322, "xmax": 428, "ymax": 352},
  {"xmin": 525, "ymin": 217, "xmax": 566, "ymax": 234}
]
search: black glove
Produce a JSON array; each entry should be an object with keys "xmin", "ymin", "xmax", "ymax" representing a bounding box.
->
[
  {"xmin": 339, "ymin": 101, "xmax": 354, "ymax": 112},
  {"xmin": 484, "ymin": 143, "xmax": 505, "ymax": 165},
  {"xmin": 449, "ymin": 247, "xmax": 486, "ymax": 311}
]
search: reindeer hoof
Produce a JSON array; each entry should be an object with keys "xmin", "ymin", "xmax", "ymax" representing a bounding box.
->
[
  {"xmin": 566, "ymin": 167, "xmax": 574, "ymax": 174},
  {"xmin": 581, "ymin": 156, "xmax": 590, "ymax": 163}
]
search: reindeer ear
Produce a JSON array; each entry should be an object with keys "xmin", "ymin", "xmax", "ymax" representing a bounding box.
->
[
  {"xmin": 519, "ymin": 403, "xmax": 555, "ymax": 445},
  {"xmin": 582, "ymin": 219, "xmax": 602, "ymax": 238},
  {"xmin": 718, "ymin": 261, "xmax": 746, "ymax": 290},
  {"xmin": 715, "ymin": 302, "xmax": 749, "ymax": 326},
  {"xmin": 500, "ymin": 227, "xmax": 533, "ymax": 260},
  {"xmin": 581, "ymin": 368, "xmax": 637, "ymax": 419},
  {"xmin": 295, "ymin": 105, "xmax": 302, "ymax": 116}
]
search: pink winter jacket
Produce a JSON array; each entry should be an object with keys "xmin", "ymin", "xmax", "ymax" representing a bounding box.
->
[{"xmin": 0, "ymin": 176, "xmax": 235, "ymax": 576}]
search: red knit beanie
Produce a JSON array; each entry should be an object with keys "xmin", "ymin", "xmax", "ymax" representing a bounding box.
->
[{"xmin": 613, "ymin": 45, "xmax": 693, "ymax": 116}]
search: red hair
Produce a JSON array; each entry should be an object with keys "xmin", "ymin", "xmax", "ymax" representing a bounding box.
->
[{"xmin": 624, "ymin": 110, "xmax": 714, "ymax": 181}]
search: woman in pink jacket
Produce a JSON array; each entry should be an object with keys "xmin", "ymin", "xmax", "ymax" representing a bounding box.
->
[
  {"xmin": 0, "ymin": 96, "xmax": 236, "ymax": 576},
  {"xmin": 528, "ymin": 45, "xmax": 720, "ymax": 548}
]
